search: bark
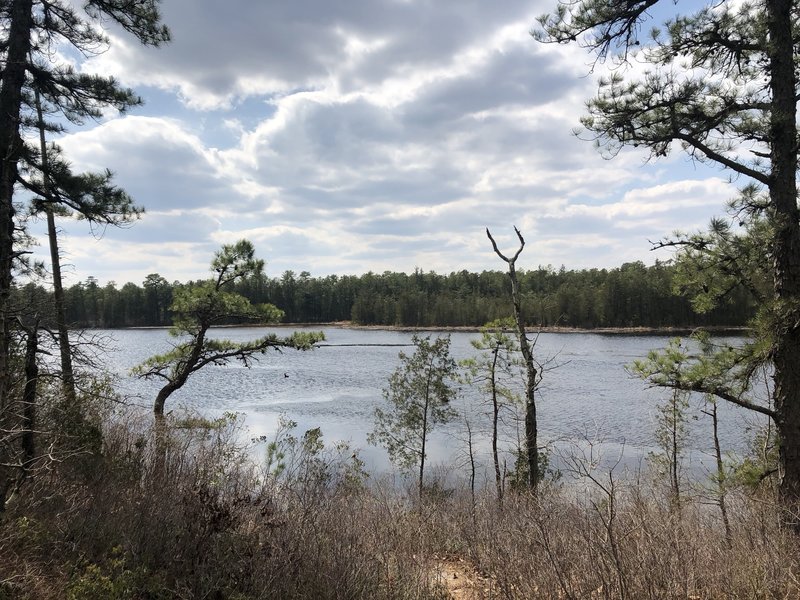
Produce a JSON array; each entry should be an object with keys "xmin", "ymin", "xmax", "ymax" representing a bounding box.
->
[
  {"xmin": 34, "ymin": 87, "xmax": 76, "ymax": 405},
  {"xmin": 21, "ymin": 321, "xmax": 38, "ymax": 467},
  {"xmin": 464, "ymin": 415, "xmax": 476, "ymax": 507},
  {"xmin": 153, "ymin": 328, "xmax": 207, "ymax": 418},
  {"xmin": 765, "ymin": 0, "xmax": 800, "ymax": 504},
  {"xmin": 0, "ymin": 0, "xmax": 33, "ymax": 410},
  {"xmin": 706, "ymin": 403, "xmax": 732, "ymax": 542},
  {"xmin": 151, "ymin": 328, "xmax": 208, "ymax": 474},
  {"xmin": 670, "ymin": 392, "xmax": 680, "ymax": 507},
  {"xmin": 418, "ymin": 359, "xmax": 432, "ymax": 501},
  {"xmin": 154, "ymin": 380, "xmax": 180, "ymax": 418},
  {"xmin": 491, "ymin": 342, "xmax": 503, "ymax": 504},
  {"xmin": 0, "ymin": 0, "xmax": 33, "ymax": 514},
  {"xmin": 487, "ymin": 227, "xmax": 540, "ymax": 490},
  {"xmin": 0, "ymin": 320, "xmax": 38, "ymax": 513}
]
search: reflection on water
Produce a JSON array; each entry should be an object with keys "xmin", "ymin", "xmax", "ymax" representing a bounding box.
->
[{"xmin": 100, "ymin": 326, "xmax": 763, "ymax": 478}]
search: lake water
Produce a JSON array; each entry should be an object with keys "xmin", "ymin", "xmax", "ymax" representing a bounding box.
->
[{"xmin": 96, "ymin": 326, "xmax": 765, "ymax": 481}]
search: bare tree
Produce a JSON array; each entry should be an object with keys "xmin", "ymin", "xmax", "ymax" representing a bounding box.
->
[
  {"xmin": 486, "ymin": 227, "xmax": 541, "ymax": 490},
  {"xmin": 700, "ymin": 398, "xmax": 732, "ymax": 543}
]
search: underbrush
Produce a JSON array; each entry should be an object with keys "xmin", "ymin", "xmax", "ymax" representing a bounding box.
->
[{"xmin": 1, "ymin": 410, "xmax": 798, "ymax": 599}]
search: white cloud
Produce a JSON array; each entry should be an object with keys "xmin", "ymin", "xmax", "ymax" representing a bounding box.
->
[
  {"xmin": 29, "ymin": 0, "xmax": 738, "ymax": 285},
  {"xmin": 566, "ymin": 178, "xmax": 733, "ymax": 220}
]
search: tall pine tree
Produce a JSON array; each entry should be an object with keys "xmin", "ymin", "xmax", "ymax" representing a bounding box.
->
[
  {"xmin": 0, "ymin": 0, "xmax": 168, "ymax": 509},
  {"xmin": 536, "ymin": 0, "xmax": 800, "ymax": 504}
]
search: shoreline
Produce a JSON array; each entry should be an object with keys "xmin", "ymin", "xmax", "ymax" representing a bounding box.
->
[{"xmin": 117, "ymin": 321, "xmax": 750, "ymax": 336}]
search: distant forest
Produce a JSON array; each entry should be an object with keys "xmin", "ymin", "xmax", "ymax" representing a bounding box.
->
[{"xmin": 16, "ymin": 260, "xmax": 755, "ymax": 329}]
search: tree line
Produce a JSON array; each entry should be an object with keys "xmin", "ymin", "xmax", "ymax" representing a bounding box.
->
[{"xmin": 16, "ymin": 259, "xmax": 755, "ymax": 330}]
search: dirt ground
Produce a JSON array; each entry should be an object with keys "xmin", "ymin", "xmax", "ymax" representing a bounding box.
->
[{"xmin": 434, "ymin": 558, "xmax": 493, "ymax": 600}]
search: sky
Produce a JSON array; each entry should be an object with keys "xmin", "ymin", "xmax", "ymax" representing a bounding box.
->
[{"xmin": 32, "ymin": 0, "xmax": 739, "ymax": 287}]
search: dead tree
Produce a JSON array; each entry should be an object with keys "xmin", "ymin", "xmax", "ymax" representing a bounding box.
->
[{"xmin": 486, "ymin": 227, "xmax": 540, "ymax": 490}]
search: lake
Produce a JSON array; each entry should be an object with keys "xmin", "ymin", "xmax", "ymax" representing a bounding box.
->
[{"xmin": 96, "ymin": 326, "xmax": 764, "ymax": 481}]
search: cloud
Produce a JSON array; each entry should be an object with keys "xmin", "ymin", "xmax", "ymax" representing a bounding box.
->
[
  {"xmin": 85, "ymin": 0, "xmax": 549, "ymax": 108},
  {"xmin": 28, "ymin": 0, "xmax": 739, "ymax": 286},
  {"xmin": 57, "ymin": 117, "xmax": 233, "ymax": 212},
  {"xmin": 563, "ymin": 178, "xmax": 734, "ymax": 223}
]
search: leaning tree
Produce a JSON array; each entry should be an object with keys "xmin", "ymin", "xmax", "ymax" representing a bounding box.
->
[{"xmin": 134, "ymin": 240, "xmax": 324, "ymax": 419}]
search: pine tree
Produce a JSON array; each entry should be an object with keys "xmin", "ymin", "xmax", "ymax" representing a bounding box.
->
[
  {"xmin": 134, "ymin": 240, "xmax": 324, "ymax": 418},
  {"xmin": 536, "ymin": 0, "xmax": 800, "ymax": 505},
  {"xmin": 460, "ymin": 318, "xmax": 524, "ymax": 504},
  {"xmin": 0, "ymin": 0, "xmax": 168, "ymax": 398},
  {"xmin": 369, "ymin": 334, "xmax": 458, "ymax": 500},
  {"xmin": 0, "ymin": 0, "xmax": 169, "ymax": 510}
]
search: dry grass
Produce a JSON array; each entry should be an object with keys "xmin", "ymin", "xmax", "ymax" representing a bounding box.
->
[{"xmin": 1, "ymin": 410, "xmax": 798, "ymax": 599}]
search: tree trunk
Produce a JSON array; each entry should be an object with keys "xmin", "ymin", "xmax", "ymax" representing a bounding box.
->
[
  {"xmin": 419, "ymin": 364, "xmax": 433, "ymax": 502},
  {"xmin": 766, "ymin": 0, "xmax": 800, "ymax": 504},
  {"xmin": 670, "ymin": 391, "xmax": 680, "ymax": 508},
  {"xmin": 21, "ymin": 321, "xmax": 38, "ymax": 467},
  {"xmin": 491, "ymin": 342, "xmax": 503, "ymax": 504},
  {"xmin": 154, "ymin": 383, "xmax": 179, "ymax": 418},
  {"xmin": 486, "ymin": 228, "xmax": 539, "ymax": 491},
  {"xmin": 153, "ymin": 329, "xmax": 207, "ymax": 418},
  {"xmin": 0, "ymin": 0, "xmax": 33, "ymax": 514},
  {"xmin": 510, "ymin": 260, "xmax": 540, "ymax": 491},
  {"xmin": 419, "ymin": 396, "xmax": 428, "ymax": 502},
  {"xmin": 465, "ymin": 415, "xmax": 476, "ymax": 508},
  {"xmin": 34, "ymin": 87, "xmax": 76, "ymax": 405},
  {"xmin": 46, "ymin": 210, "xmax": 77, "ymax": 401},
  {"xmin": 0, "ymin": 0, "xmax": 33, "ymax": 410},
  {"xmin": 708, "ymin": 402, "xmax": 732, "ymax": 543}
]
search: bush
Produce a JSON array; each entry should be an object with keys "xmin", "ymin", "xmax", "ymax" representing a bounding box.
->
[{"xmin": 2, "ymin": 405, "xmax": 799, "ymax": 599}]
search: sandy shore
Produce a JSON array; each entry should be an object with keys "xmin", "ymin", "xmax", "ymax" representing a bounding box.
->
[{"xmin": 256, "ymin": 321, "xmax": 751, "ymax": 336}]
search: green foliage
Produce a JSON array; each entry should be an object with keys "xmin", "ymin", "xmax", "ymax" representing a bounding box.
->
[
  {"xmin": 536, "ymin": 1, "xmax": 776, "ymax": 170},
  {"xmin": 168, "ymin": 240, "xmax": 283, "ymax": 334},
  {"xmin": 173, "ymin": 411, "xmax": 239, "ymax": 431},
  {"xmin": 57, "ymin": 261, "xmax": 755, "ymax": 329},
  {"xmin": 12, "ymin": 0, "xmax": 170, "ymax": 230},
  {"xmin": 259, "ymin": 416, "xmax": 368, "ymax": 492},
  {"xmin": 66, "ymin": 548, "xmax": 168, "ymax": 600},
  {"xmin": 650, "ymin": 387, "xmax": 690, "ymax": 504},
  {"xmin": 670, "ymin": 191, "xmax": 771, "ymax": 316},
  {"xmin": 535, "ymin": 0, "xmax": 800, "ymax": 499},
  {"xmin": 461, "ymin": 318, "xmax": 524, "ymax": 402},
  {"xmin": 133, "ymin": 240, "xmax": 323, "ymax": 415},
  {"xmin": 461, "ymin": 318, "xmax": 526, "ymax": 499},
  {"xmin": 29, "ymin": 150, "xmax": 142, "ymax": 226},
  {"xmin": 633, "ymin": 333, "xmax": 779, "ymax": 491},
  {"xmin": 732, "ymin": 423, "xmax": 780, "ymax": 490},
  {"xmin": 369, "ymin": 335, "xmax": 458, "ymax": 481},
  {"xmin": 652, "ymin": 387, "xmax": 690, "ymax": 466},
  {"xmin": 507, "ymin": 445, "xmax": 558, "ymax": 491},
  {"xmin": 264, "ymin": 415, "xmax": 299, "ymax": 479},
  {"xmin": 631, "ymin": 333, "xmax": 770, "ymax": 417}
]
